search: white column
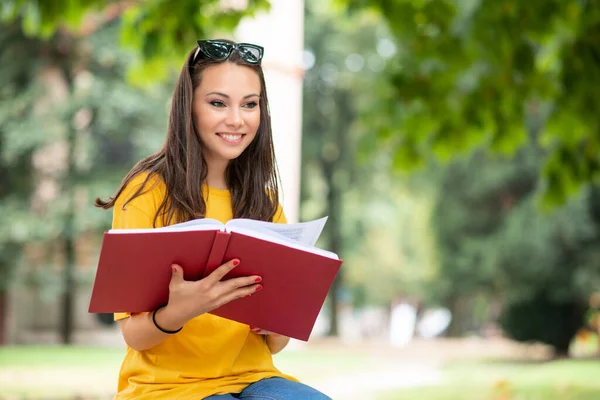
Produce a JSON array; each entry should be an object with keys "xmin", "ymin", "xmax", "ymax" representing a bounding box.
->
[{"xmin": 235, "ymin": 0, "xmax": 305, "ymax": 223}]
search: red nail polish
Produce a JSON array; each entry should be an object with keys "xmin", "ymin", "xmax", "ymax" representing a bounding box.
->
[
  {"xmin": 255, "ymin": 285, "xmax": 262, "ymax": 292},
  {"xmin": 233, "ymin": 260, "xmax": 240, "ymax": 266},
  {"xmin": 255, "ymin": 277, "xmax": 262, "ymax": 283},
  {"xmin": 172, "ymin": 267, "xmax": 177, "ymax": 272}
]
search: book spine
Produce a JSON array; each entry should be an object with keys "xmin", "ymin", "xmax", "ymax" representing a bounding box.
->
[{"xmin": 204, "ymin": 231, "xmax": 231, "ymax": 276}]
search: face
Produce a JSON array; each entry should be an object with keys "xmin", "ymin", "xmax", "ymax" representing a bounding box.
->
[{"xmin": 193, "ymin": 62, "xmax": 262, "ymax": 167}]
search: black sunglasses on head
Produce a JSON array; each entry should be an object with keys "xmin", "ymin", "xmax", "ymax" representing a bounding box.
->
[{"xmin": 190, "ymin": 40, "xmax": 264, "ymax": 66}]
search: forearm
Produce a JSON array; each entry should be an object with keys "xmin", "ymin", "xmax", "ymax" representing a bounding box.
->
[
  {"xmin": 266, "ymin": 334, "xmax": 290, "ymax": 354},
  {"xmin": 120, "ymin": 305, "xmax": 187, "ymax": 351}
]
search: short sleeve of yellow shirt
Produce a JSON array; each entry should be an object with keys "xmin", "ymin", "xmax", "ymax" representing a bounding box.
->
[{"xmin": 111, "ymin": 173, "xmax": 294, "ymax": 399}]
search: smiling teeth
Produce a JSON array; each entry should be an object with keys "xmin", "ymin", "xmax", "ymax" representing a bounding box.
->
[{"xmin": 221, "ymin": 134, "xmax": 242, "ymax": 140}]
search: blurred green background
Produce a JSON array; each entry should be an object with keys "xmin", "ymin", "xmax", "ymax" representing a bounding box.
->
[{"xmin": 1, "ymin": 0, "xmax": 600, "ymax": 399}]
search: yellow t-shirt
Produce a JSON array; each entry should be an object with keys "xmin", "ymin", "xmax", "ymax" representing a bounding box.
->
[{"xmin": 111, "ymin": 172, "xmax": 295, "ymax": 399}]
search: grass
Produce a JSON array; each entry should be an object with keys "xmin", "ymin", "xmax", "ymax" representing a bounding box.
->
[
  {"xmin": 0, "ymin": 345, "xmax": 125, "ymax": 399},
  {"xmin": 0, "ymin": 345, "xmax": 124, "ymax": 368},
  {"xmin": 0, "ymin": 344, "xmax": 369, "ymax": 371},
  {"xmin": 0, "ymin": 344, "xmax": 372, "ymax": 399},
  {"xmin": 377, "ymin": 358, "xmax": 600, "ymax": 400},
  {"xmin": 3, "ymin": 343, "xmax": 600, "ymax": 400}
]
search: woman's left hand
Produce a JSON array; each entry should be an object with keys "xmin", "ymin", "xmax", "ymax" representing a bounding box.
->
[
  {"xmin": 250, "ymin": 326, "xmax": 290, "ymax": 354},
  {"xmin": 250, "ymin": 326, "xmax": 277, "ymax": 335}
]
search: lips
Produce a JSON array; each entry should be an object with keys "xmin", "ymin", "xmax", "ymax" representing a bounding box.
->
[{"xmin": 217, "ymin": 132, "xmax": 244, "ymax": 144}]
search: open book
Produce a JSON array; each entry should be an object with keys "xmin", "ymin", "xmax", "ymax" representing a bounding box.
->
[
  {"xmin": 89, "ymin": 217, "xmax": 342, "ymax": 341},
  {"xmin": 109, "ymin": 216, "xmax": 337, "ymax": 259}
]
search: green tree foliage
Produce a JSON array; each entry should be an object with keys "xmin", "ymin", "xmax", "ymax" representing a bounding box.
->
[
  {"xmin": 1, "ymin": 19, "xmax": 173, "ymax": 240},
  {"xmin": 338, "ymin": 0, "xmax": 600, "ymax": 207},
  {"xmin": 0, "ymin": 19, "xmax": 171, "ymax": 342},
  {"xmin": 431, "ymin": 145, "xmax": 600, "ymax": 352},
  {"xmin": 1, "ymin": 0, "xmax": 107, "ymax": 37},
  {"xmin": 2, "ymin": 0, "xmax": 270, "ymax": 85},
  {"xmin": 0, "ymin": 22, "xmax": 41, "ymax": 291}
]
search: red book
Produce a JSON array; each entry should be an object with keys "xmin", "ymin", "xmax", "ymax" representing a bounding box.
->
[{"xmin": 88, "ymin": 217, "xmax": 342, "ymax": 341}]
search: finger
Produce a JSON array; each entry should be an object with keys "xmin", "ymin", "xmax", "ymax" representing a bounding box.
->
[
  {"xmin": 251, "ymin": 327, "xmax": 275, "ymax": 335},
  {"xmin": 206, "ymin": 259, "xmax": 240, "ymax": 285},
  {"xmin": 250, "ymin": 325, "xmax": 262, "ymax": 333},
  {"xmin": 170, "ymin": 264, "xmax": 185, "ymax": 285},
  {"xmin": 218, "ymin": 283, "xmax": 262, "ymax": 306},
  {"xmin": 222, "ymin": 275, "xmax": 262, "ymax": 291}
]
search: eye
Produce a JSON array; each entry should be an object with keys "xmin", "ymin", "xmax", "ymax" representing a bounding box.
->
[
  {"xmin": 210, "ymin": 100, "xmax": 226, "ymax": 108},
  {"xmin": 244, "ymin": 101, "xmax": 258, "ymax": 109}
]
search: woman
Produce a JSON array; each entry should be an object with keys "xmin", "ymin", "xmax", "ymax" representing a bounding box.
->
[{"xmin": 96, "ymin": 39, "xmax": 331, "ymax": 399}]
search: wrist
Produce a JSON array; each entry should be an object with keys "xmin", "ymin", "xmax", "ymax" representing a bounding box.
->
[{"xmin": 153, "ymin": 304, "xmax": 187, "ymax": 333}]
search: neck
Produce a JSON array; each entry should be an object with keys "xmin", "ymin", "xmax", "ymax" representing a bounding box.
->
[{"xmin": 204, "ymin": 157, "xmax": 229, "ymax": 190}]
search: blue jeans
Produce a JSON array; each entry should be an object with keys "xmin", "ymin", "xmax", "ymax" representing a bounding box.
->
[{"xmin": 203, "ymin": 377, "xmax": 331, "ymax": 400}]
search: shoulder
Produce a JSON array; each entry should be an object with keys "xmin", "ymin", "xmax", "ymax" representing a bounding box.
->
[
  {"xmin": 266, "ymin": 188, "xmax": 286, "ymax": 224},
  {"xmin": 273, "ymin": 203, "xmax": 287, "ymax": 224},
  {"xmin": 112, "ymin": 171, "xmax": 167, "ymax": 229},
  {"xmin": 113, "ymin": 171, "xmax": 167, "ymax": 224},
  {"xmin": 116, "ymin": 171, "xmax": 166, "ymax": 208}
]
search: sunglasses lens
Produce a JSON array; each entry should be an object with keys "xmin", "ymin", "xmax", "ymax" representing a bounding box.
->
[
  {"xmin": 194, "ymin": 41, "xmax": 263, "ymax": 64},
  {"xmin": 239, "ymin": 46, "xmax": 262, "ymax": 63},
  {"xmin": 203, "ymin": 42, "xmax": 232, "ymax": 60}
]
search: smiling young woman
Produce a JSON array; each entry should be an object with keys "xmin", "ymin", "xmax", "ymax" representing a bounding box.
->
[{"xmin": 94, "ymin": 40, "xmax": 332, "ymax": 400}]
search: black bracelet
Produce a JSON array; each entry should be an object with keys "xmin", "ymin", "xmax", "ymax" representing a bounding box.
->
[{"xmin": 152, "ymin": 305, "xmax": 183, "ymax": 334}]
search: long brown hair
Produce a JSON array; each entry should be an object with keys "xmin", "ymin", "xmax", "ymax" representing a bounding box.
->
[{"xmin": 95, "ymin": 40, "xmax": 280, "ymax": 226}]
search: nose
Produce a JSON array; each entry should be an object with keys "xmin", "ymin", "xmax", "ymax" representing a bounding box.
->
[{"xmin": 225, "ymin": 109, "xmax": 243, "ymax": 129}]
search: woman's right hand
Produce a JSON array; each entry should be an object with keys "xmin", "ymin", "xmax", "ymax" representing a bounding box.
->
[
  {"xmin": 161, "ymin": 259, "xmax": 262, "ymax": 328},
  {"xmin": 121, "ymin": 259, "xmax": 261, "ymax": 351}
]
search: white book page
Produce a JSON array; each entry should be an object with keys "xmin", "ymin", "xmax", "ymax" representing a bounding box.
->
[
  {"xmin": 108, "ymin": 218, "xmax": 224, "ymax": 234},
  {"xmin": 225, "ymin": 217, "xmax": 328, "ymax": 247},
  {"xmin": 229, "ymin": 226, "xmax": 339, "ymax": 260},
  {"xmin": 164, "ymin": 218, "xmax": 224, "ymax": 231}
]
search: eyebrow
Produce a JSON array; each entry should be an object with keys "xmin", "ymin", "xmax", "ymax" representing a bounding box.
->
[{"xmin": 205, "ymin": 92, "xmax": 260, "ymax": 99}]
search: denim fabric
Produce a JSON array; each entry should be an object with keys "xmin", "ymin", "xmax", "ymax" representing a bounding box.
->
[{"xmin": 204, "ymin": 377, "xmax": 332, "ymax": 400}]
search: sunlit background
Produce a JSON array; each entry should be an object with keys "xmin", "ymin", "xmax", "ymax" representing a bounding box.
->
[{"xmin": 1, "ymin": 0, "xmax": 600, "ymax": 399}]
